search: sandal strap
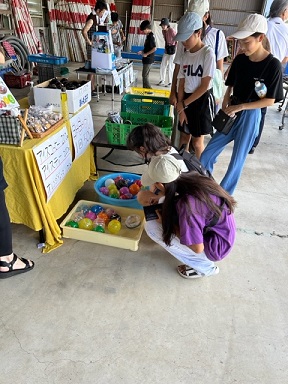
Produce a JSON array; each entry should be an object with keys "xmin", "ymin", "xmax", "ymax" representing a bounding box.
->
[{"xmin": 0, "ymin": 253, "xmax": 18, "ymax": 270}]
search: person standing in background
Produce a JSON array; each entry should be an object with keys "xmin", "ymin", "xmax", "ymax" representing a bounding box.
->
[
  {"xmin": 169, "ymin": 0, "xmax": 209, "ymax": 147},
  {"xmin": 249, "ymin": 0, "xmax": 288, "ymax": 154},
  {"xmin": 200, "ymin": 14, "xmax": 283, "ymax": 195},
  {"xmin": 138, "ymin": 20, "xmax": 157, "ymax": 89},
  {"xmin": 110, "ymin": 12, "xmax": 125, "ymax": 59},
  {"xmin": 202, "ymin": 11, "xmax": 228, "ymax": 107},
  {"xmin": 82, "ymin": 0, "xmax": 109, "ymax": 98},
  {"xmin": 175, "ymin": 12, "xmax": 216, "ymax": 159},
  {"xmin": 157, "ymin": 18, "xmax": 177, "ymax": 87}
]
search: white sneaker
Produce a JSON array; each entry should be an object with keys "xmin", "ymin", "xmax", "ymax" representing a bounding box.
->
[
  {"xmin": 157, "ymin": 80, "xmax": 165, "ymax": 86},
  {"xmin": 165, "ymin": 83, "xmax": 172, "ymax": 87}
]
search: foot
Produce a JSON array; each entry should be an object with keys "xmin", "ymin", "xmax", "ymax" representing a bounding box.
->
[
  {"xmin": 0, "ymin": 254, "xmax": 34, "ymax": 279},
  {"xmin": 165, "ymin": 83, "xmax": 172, "ymax": 87},
  {"xmin": 91, "ymin": 90, "xmax": 98, "ymax": 98},
  {"xmin": 249, "ymin": 146, "xmax": 256, "ymax": 154},
  {"xmin": 157, "ymin": 80, "xmax": 165, "ymax": 86},
  {"xmin": 177, "ymin": 264, "xmax": 219, "ymax": 279}
]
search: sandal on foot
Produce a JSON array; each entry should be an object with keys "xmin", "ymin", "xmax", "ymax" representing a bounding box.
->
[
  {"xmin": 177, "ymin": 265, "xmax": 219, "ymax": 279},
  {"xmin": 0, "ymin": 254, "xmax": 34, "ymax": 279},
  {"xmin": 177, "ymin": 265, "xmax": 202, "ymax": 279}
]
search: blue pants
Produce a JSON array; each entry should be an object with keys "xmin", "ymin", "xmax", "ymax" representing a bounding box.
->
[{"xmin": 200, "ymin": 109, "xmax": 261, "ymax": 195}]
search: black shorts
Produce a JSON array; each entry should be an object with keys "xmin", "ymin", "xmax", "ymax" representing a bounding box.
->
[{"xmin": 178, "ymin": 90, "xmax": 215, "ymax": 137}]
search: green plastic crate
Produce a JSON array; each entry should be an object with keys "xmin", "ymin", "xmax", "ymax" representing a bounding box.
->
[
  {"xmin": 121, "ymin": 94, "xmax": 171, "ymax": 116},
  {"xmin": 120, "ymin": 112, "xmax": 173, "ymax": 128},
  {"xmin": 105, "ymin": 112, "xmax": 173, "ymax": 145}
]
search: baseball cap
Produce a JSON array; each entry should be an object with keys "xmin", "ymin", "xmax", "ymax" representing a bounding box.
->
[
  {"xmin": 229, "ymin": 14, "xmax": 268, "ymax": 39},
  {"xmin": 141, "ymin": 154, "xmax": 182, "ymax": 186},
  {"xmin": 174, "ymin": 12, "xmax": 203, "ymax": 41},
  {"xmin": 160, "ymin": 18, "xmax": 170, "ymax": 26},
  {"xmin": 187, "ymin": 0, "xmax": 209, "ymax": 17}
]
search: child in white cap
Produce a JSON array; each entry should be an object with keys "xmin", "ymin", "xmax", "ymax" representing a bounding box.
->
[
  {"xmin": 142, "ymin": 154, "xmax": 236, "ymax": 279},
  {"xmin": 200, "ymin": 13, "xmax": 283, "ymax": 195}
]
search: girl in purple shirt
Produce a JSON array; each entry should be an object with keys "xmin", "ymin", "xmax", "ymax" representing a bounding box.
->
[{"xmin": 142, "ymin": 154, "xmax": 236, "ymax": 279}]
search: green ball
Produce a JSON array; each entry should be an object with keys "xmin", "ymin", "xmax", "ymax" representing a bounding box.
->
[
  {"xmin": 93, "ymin": 225, "xmax": 105, "ymax": 233},
  {"xmin": 65, "ymin": 220, "xmax": 79, "ymax": 228}
]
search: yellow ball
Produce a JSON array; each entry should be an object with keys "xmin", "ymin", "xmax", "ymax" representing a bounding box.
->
[{"xmin": 107, "ymin": 219, "xmax": 121, "ymax": 234}]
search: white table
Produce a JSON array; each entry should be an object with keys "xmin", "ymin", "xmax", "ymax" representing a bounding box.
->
[{"xmin": 76, "ymin": 61, "xmax": 133, "ymax": 110}]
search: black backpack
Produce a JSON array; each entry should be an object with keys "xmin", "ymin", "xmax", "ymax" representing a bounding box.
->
[{"xmin": 170, "ymin": 146, "xmax": 213, "ymax": 179}]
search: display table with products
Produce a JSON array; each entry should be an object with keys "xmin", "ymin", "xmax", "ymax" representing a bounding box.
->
[
  {"xmin": 75, "ymin": 61, "xmax": 134, "ymax": 109},
  {"xmin": 0, "ymin": 118, "xmax": 94, "ymax": 253}
]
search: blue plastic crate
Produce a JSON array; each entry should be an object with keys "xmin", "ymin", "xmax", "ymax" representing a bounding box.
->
[{"xmin": 27, "ymin": 54, "xmax": 68, "ymax": 65}]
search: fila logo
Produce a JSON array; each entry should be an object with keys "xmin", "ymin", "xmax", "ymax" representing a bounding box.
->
[{"xmin": 183, "ymin": 64, "xmax": 203, "ymax": 77}]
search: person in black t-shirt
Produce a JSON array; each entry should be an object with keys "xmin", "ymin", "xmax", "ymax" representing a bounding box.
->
[
  {"xmin": 0, "ymin": 158, "xmax": 34, "ymax": 279},
  {"xmin": 138, "ymin": 20, "xmax": 156, "ymax": 89},
  {"xmin": 200, "ymin": 14, "xmax": 283, "ymax": 195}
]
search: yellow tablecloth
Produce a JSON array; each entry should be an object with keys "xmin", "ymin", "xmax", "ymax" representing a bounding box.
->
[{"xmin": 0, "ymin": 119, "xmax": 95, "ymax": 253}]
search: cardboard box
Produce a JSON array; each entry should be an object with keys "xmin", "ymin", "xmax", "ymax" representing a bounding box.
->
[
  {"xmin": 34, "ymin": 80, "xmax": 91, "ymax": 113},
  {"xmin": 60, "ymin": 200, "xmax": 145, "ymax": 251}
]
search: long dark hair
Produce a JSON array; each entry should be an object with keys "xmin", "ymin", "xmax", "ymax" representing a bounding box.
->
[
  {"xmin": 126, "ymin": 123, "xmax": 171, "ymax": 154},
  {"xmin": 161, "ymin": 171, "xmax": 237, "ymax": 246}
]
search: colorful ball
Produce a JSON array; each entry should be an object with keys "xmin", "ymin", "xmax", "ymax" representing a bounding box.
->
[
  {"xmin": 78, "ymin": 218, "xmax": 93, "ymax": 230},
  {"xmin": 85, "ymin": 211, "xmax": 97, "ymax": 221},
  {"xmin": 91, "ymin": 204, "xmax": 104, "ymax": 214},
  {"xmin": 105, "ymin": 208, "xmax": 116, "ymax": 217},
  {"xmin": 99, "ymin": 187, "xmax": 109, "ymax": 196},
  {"xmin": 110, "ymin": 213, "xmax": 121, "ymax": 222},
  {"xmin": 104, "ymin": 178, "xmax": 115, "ymax": 187},
  {"xmin": 119, "ymin": 186, "xmax": 129, "ymax": 195},
  {"xmin": 107, "ymin": 219, "xmax": 121, "ymax": 234},
  {"xmin": 129, "ymin": 183, "xmax": 141, "ymax": 195},
  {"xmin": 65, "ymin": 220, "xmax": 79, "ymax": 228},
  {"xmin": 97, "ymin": 212, "xmax": 110, "ymax": 225},
  {"xmin": 93, "ymin": 225, "xmax": 105, "ymax": 233}
]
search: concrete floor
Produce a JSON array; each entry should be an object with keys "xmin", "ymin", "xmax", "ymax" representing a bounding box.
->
[{"xmin": 1, "ymin": 63, "xmax": 288, "ymax": 384}]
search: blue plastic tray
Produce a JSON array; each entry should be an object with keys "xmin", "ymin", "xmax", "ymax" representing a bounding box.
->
[{"xmin": 27, "ymin": 54, "xmax": 68, "ymax": 65}]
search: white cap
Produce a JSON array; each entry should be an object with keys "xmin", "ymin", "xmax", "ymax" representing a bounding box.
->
[
  {"xmin": 229, "ymin": 13, "xmax": 268, "ymax": 39},
  {"xmin": 141, "ymin": 154, "xmax": 182, "ymax": 186},
  {"xmin": 187, "ymin": 0, "xmax": 209, "ymax": 17}
]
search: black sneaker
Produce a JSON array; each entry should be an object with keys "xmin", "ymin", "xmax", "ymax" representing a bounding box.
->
[{"xmin": 91, "ymin": 90, "xmax": 98, "ymax": 98}]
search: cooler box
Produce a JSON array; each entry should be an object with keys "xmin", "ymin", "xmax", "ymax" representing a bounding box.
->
[
  {"xmin": 34, "ymin": 80, "xmax": 91, "ymax": 113},
  {"xmin": 91, "ymin": 52, "xmax": 115, "ymax": 70}
]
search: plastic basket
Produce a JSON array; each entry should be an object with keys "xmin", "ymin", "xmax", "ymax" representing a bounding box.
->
[
  {"xmin": 37, "ymin": 64, "xmax": 62, "ymax": 83},
  {"xmin": 128, "ymin": 87, "xmax": 170, "ymax": 98},
  {"xmin": 105, "ymin": 112, "xmax": 173, "ymax": 145},
  {"xmin": 121, "ymin": 94, "xmax": 171, "ymax": 116},
  {"xmin": 94, "ymin": 173, "xmax": 142, "ymax": 209},
  {"xmin": 27, "ymin": 54, "xmax": 68, "ymax": 65}
]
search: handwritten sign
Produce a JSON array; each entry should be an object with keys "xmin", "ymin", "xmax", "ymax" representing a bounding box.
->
[
  {"xmin": 33, "ymin": 125, "xmax": 72, "ymax": 202},
  {"xmin": 112, "ymin": 69, "xmax": 121, "ymax": 86},
  {"xmin": 70, "ymin": 104, "xmax": 94, "ymax": 160}
]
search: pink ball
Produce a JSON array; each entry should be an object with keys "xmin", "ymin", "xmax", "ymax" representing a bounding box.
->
[
  {"xmin": 99, "ymin": 186, "xmax": 109, "ymax": 196},
  {"xmin": 119, "ymin": 186, "xmax": 129, "ymax": 195},
  {"xmin": 85, "ymin": 211, "xmax": 97, "ymax": 220}
]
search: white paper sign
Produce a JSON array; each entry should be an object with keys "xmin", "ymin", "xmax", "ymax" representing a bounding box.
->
[
  {"xmin": 33, "ymin": 125, "xmax": 72, "ymax": 202},
  {"xmin": 69, "ymin": 104, "xmax": 94, "ymax": 160},
  {"xmin": 112, "ymin": 69, "xmax": 121, "ymax": 86}
]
